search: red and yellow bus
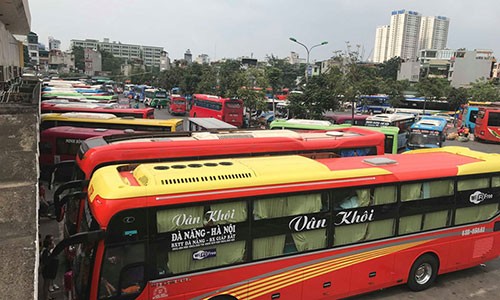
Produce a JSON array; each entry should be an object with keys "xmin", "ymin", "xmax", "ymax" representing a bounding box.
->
[
  {"xmin": 41, "ymin": 102, "xmax": 155, "ymax": 119},
  {"xmin": 168, "ymin": 95, "xmax": 187, "ymax": 116},
  {"xmin": 51, "ymin": 128, "xmax": 385, "ymax": 235},
  {"xmin": 474, "ymin": 107, "xmax": 500, "ymax": 143},
  {"xmin": 51, "ymin": 146, "xmax": 500, "ymax": 299},
  {"xmin": 189, "ymin": 94, "xmax": 244, "ymax": 127}
]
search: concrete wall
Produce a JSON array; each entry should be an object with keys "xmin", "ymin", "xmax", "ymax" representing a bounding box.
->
[
  {"xmin": 0, "ymin": 22, "xmax": 23, "ymax": 82},
  {"xmin": 0, "ymin": 81, "xmax": 40, "ymax": 299}
]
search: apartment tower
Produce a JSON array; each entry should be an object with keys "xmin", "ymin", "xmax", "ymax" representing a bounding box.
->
[
  {"xmin": 387, "ymin": 10, "xmax": 422, "ymax": 61},
  {"xmin": 419, "ymin": 16, "xmax": 450, "ymax": 50}
]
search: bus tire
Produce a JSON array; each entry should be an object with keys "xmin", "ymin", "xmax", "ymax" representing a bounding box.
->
[
  {"xmin": 209, "ymin": 295, "xmax": 237, "ymax": 300},
  {"xmin": 407, "ymin": 253, "xmax": 439, "ymax": 292}
]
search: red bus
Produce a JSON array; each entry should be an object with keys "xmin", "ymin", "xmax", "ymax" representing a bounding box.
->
[
  {"xmin": 189, "ymin": 94, "xmax": 244, "ymax": 127},
  {"xmin": 41, "ymin": 102, "xmax": 155, "ymax": 119},
  {"xmin": 51, "ymin": 147, "xmax": 500, "ymax": 300},
  {"xmin": 39, "ymin": 126, "xmax": 148, "ymax": 179},
  {"xmin": 474, "ymin": 107, "xmax": 500, "ymax": 143},
  {"xmin": 275, "ymin": 88, "xmax": 290, "ymax": 100},
  {"xmin": 51, "ymin": 128, "xmax": 385, "ymax": 236},
  {"xmin": 323, "ymin": 113, "xmax": 369, "ymax": 125},
  {"xmin": 168, "ymin": 95, "xmax": 187, "ymax": 115}
]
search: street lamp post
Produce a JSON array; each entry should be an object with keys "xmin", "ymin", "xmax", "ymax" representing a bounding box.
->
[{"xmin": 289, "ymin": 37, "xmax": 328, "ymax": 83}]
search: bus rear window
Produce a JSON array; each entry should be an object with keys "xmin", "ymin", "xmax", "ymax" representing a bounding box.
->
[{"xmin": 226, "ymin": 102, "xmax": 242, "ymax": 109}]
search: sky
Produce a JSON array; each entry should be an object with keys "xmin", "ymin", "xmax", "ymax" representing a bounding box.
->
[{"xmin": 29, "ymin": 0, "xmax": 500, "ymax": 62}]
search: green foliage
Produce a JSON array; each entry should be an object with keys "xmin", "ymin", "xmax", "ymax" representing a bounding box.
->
[
  {"xmin": 468, "ymin": 79, "xmax": 500, "ymax": 102},
  {"xmin": 101, "ymin": 50, "xmax": 124, "ymax": 75},
  {"xmin": 415, "ymin": 78, "xmax": 451, "ymax": 99},
  {"xmin": 377, "ymin": 57, "xmax": 401, "ymax": 80},
  {"xmin": 23, "ymin": 45, "xmax": 31, "ymax": 66},
  {"xmin": 447, "ymin": 87, "xmax": 469, "ymax": 111},
  {"xmin": 72, "ymin": 46, "xmax": 85, "ymax": 71}
]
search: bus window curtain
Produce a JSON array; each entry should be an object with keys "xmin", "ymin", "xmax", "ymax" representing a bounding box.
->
[
  {"xmin": 399, "ymin": 214, "xmax": 422, "ymax": 234},
  {"xmin": 291, "ymin": 229, "xmax": 327, "ymax": 252},
  {"xmin": 366, "ymin": 219, "xmax": 395, "ymax": 240},
  {"xmin": 458, "ymin": 178, "xmax": 489, "ymax": 191},
  {"xmin": 423, "ymin": 210, "xmax": 449, "ymax": 230},
  {"xmin": 356, "ymin": 189, "xmax": 371, "ymax": 207},
  {"xmin": 167, "ymin": 241, "xmax": 246, "ymax": 274},
  {"xmin": 209, "ymin": 201, "xmax": 247, "ymax": 224},
  {"xmin": 373, "ymin": 186, "xmax": 396, "ymax": 205},
  {"xmin": 334, "ymin": 223, "xmax": 368, "ymax": 246},
  {"xmin": 429, "ymin": 180, "xmax": 454, "ymax": 198},
  {"xmin": 492, "ymin": 176, "xmax": 500, "ymax": 187},
  {"xmin": 253, "ymin": 235, "xmax": 286, "ymax": 260},
  {"xmin": 455, "ymin": 203, "xmax": 498, "ymax": 225},
  {"xmin": 157, "ymin": 206, "xmax": 205, "ymax": 233},
  {"xmin": 401, "ymin": 183, "xmax": 422, "ymax": 201},
  {"xmin": 253, "ymin": 194, "xmax": 321, "ymax": 220}
]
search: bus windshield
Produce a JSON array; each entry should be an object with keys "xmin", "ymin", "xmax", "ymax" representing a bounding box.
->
[{"xmin": 408, "ymin": 129, "xmax": 441, "ymax": 147}]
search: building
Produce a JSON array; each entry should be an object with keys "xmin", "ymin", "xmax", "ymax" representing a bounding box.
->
[
  {"xmin": 70, "ymin": 38, "xmax": 164, "ymax": 68},
  {"xmin": 288, "ymin": 51, "xmax": 304, "ymax": 65},
  {"xmin": 448, "ymin": 49, "xmax": 495, "ymax": 88},
  {"xmin": 397, "ymin": 60, "xmax": 421, "ymax": 82},
  {"xmin": 493, "ymin": 62, "xmax": 500, "ymax": 79},
  {"xmin": 0, "ymin": 1, "xmax": 41, "ymax": 300},
  {"xmin": 373, "ymin": 10, "xmax": 450, "ymax": 63},
  {"xmin": 418, "ymin": 49, "xmax": 454, "ymax": 79},
  {"xmin": 184, "ymin": 49, "xmax": 193, "ymax": 64},
  {"xmin": 195, "ymin": 53, "xmax": 210, "ymax": 64},
  {"xmin": 387, "ymin": 10, "xmax": 422, "ymax": 61},
  {"xmin": 419, "ymin": 16, "xmax": 450, "ymax": 50},
  {"xmin": 48, "ymin": 49, "xmax": 75, "ymax": 73},
  {"xmin": 160, "ymin": 51, "xmax": 171, "ymax": 71},
  {"xmin": 84, "ymin": 48, "xmax": 102, "ymax": 76},
  {"xmin": 27, "ymin": 31, "xmax": 40, "ymax": 67},
  {"xmin": 373, "ymin": 25, "xmax": 390, "ymax": 63},
  {"xmin": 48, "ymin": 36, "xmax": 61, "ymax": 50}
]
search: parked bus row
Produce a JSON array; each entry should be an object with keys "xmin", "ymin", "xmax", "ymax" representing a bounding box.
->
[
  {"xmin": 458, "ymin": 102, "xmax": 500, "ymax": 143},
  {"xmin": 48, "ymin": 146, "xmax": 500, "ymax": 300}
]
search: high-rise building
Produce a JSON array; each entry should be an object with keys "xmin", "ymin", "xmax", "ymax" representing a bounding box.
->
[
  {"xmin": 419, "ymin": 16, "xmax": 450, "ymax": 50},
  {"xmin": 70, "ymin": 38, "xmax": 164, "ymax": 68},
  {"xmin": 387, "ymin": 10, "xmax": 422, "ymax": 61},
  {"xmin": 373, "ymin": 25, "xmax": 390, "ymax": 63},
  {"xmin": 373, "ymin": 10, "xmax": 450, "ymax": 63}
]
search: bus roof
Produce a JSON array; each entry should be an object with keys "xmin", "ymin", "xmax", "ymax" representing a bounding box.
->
[
  {"xmin": 412, "ymin": 116, "xmax": 447, "ymax": 130},
  {"xmin": 269, "ymin": 119, "xmax": 400, "ymax": 134},
  {"xmin": 41, "ymin": 112, "xmax": 182, "ymax": 126},
  {"xmin": 87, "ymin": 146, "xmax": 500, "ymax": 225},
  {"xmin": 41, "ymin": 126, "xmax": 146, "ymax": 138},
  {"xmin": 366, "ymin": 113, "xmax": 414, "ymax": 122},
  {"xmin": 78, "ymin": 127, "xmax": 385, "ymax": 177}
]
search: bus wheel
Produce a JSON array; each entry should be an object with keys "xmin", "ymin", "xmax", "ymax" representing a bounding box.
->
[
  {"xmin": 407, "ymin": 254, "xmax": 439, "ymax": 291},
  {"xmin": 209, "ymin": 295, "xmax": 237, "ymax": 300}
]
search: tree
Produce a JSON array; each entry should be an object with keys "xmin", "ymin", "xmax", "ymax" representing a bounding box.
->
[
  {"xmin": 447, "ymin": 87, "xmax": 469, "ymax": 111},
  {"xmin": 196, "ymin": 64, "xmax": 218, "ymax": 94},
  {"xmin": 415, "ymin": 78, "xmax": 451, "ymax": 99},
  {"xmin": 217, "ymin": 59, "xmax": 244, "ymax": 97},
  {"xmin": 377, "ymin": 57, "xmax": 401, "ymax": 80},
  {"xmin": 101, "ymin": 50, "xmax": 124, "ymax": 75},
  {"xmin": 468, "ymin": 79, "xmax": 500, "ymax": 102},
  {"xmin": 72, "ymin": 46, "xmax": 85, "ymax": 71}
]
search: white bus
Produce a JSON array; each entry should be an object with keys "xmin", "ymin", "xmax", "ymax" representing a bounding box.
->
[{"xmin": 365, "ymin": 113, "xmax": 416, "ymax": 150}]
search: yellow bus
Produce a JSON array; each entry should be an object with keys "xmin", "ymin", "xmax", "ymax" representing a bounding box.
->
[{"xmin": 40, "ymin": 112, "xmax": 183, "ymax": 132}]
